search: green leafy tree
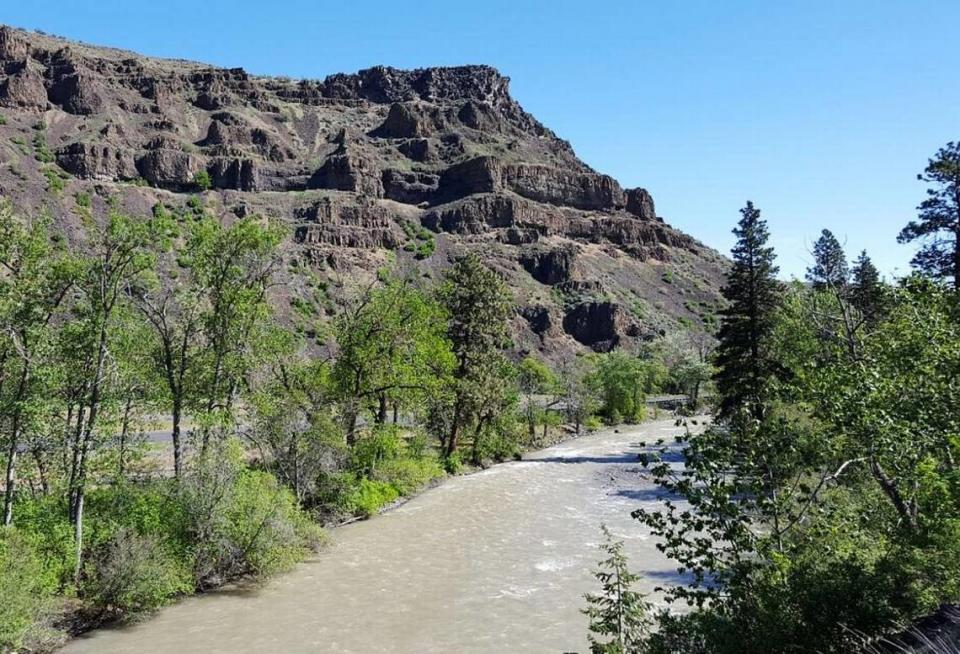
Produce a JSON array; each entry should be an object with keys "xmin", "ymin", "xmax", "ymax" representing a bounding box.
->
[
  {"xmin": 436, "ymin": 255, "xmax": 513, "ymax": 458},
  {"xmin": 333, "ymin": 277, "xmax": 454, "ymax": 445},
  {"xmin": 714, "ymin": 201, "xmax": 783, "ymax": 421},
  {"xmin": 557, "ymin": 355, "xmax": 599, "ymax": 434},
  {"xmin": 185, "ymin": 216, "xmax": 283, "ymax": 454},
  {"xmin": 517, "ymin": 355, "xmax": 557, "ymax": 440},
  {"xmin": 583, "ymin": 525, "xmax": 652, "ymax": 654},
  {"xmin": 67, "ymin": 210, "xmax": 164, "ymax": 583},
  {"xmin": 0, "ymin": 205, "xmax": 77, "ymax": 525},
  {"xmin": 898, "ymin": 141, "xmax": 960, "ymax": 289},
  {"xmin": 247, "ymin": 328, "xmax": 344, "ymax": 505},
  {"xmin": 588, "ymin": 351, "xmax": 661, "ymax": 424}
]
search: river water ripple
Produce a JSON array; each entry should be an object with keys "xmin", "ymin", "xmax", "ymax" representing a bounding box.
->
[{"xmin": 61, "ymin": 417, "xmax": 702, "ymax": 654}]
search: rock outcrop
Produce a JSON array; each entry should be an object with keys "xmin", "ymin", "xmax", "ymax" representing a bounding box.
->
[{"xmin": 0, "ymin": 25, "xmax": 728, "ymax": 358}]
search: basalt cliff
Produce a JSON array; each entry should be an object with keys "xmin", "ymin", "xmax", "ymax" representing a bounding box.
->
[{"xmin": 0, "ymin": 26, "xmax": 726, "ymax": 357}]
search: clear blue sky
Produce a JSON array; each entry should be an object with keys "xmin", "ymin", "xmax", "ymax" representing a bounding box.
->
[{"xmin": 4, "ymin": 0, "xmax": 958, "ymax": 279}]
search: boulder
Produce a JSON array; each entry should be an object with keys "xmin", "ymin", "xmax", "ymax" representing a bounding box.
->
[
  {"xmin": 437, "ymin": 156, "xmax": 501, "ymax": 200},
  {"xmin": 500, "ymin": 227, "xmax": 540, "ymax": 245},
  {"xmin": 308, "ymin": 150, "xmax": 383, "ymax": 197},
  {"xmin": 501, "ymin": 163, "xmax": 625, "ymax": 211},
  {"xmin": 373, "ymin": 102, "xmax": 430, "ymax": 138},
  {"xmin": 381, "ymin": 169, "xmax": 439, "ymax": 204},
  {"xmin": 520, "ymin": 246, "xmax": 578, "ymax": 285},
  {"xmin": 47, "ymin": 73, "xmax": 105, "ymax": 115},
  {"xmin": 520, "ymin": 305, "xmax": 556, "ymax": 336},
  {"xmin": 562, "ymin": 301, "xmax": 635, "ymax": 352},
  {"xmin": 396, "ymin": 138, "xmax": 433, "ymax": 162},
  {"xmin": 208, "ymin": 158, "xmax": 259, "ymax": 191},
  {"xmin": 56, "ymin": 142, "xmax": 137, "ymax": 180},
  {"xmin": 135, "ymin": 149, "xmax": 204, "ymax": 188},
  {"xmin": 0, "ymin": 64, "xmax": 47, "ymax": 109},
  {"xmin": 0, "ymin": 27, "xmax": 30, "ymax": 61},
  {"xmin": 625, "ymin": 187, "xmax": 657, "ymax": 220}
]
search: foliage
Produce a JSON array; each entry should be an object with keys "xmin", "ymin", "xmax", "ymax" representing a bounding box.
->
[
  {"xmin": 898, "ymin": 141, "xmax": 960, "ymax": 289},
  {"xmin": 588, "ymin": 351, "xmax": 662, "ymax": 424},
  {"xmin": 713, "ymin": 201, "xmax": 783, "ymax": 421},
  {"xmin": 333, "ymin": 277, "xmax": 453, "ymax": 443},
  {"xmin": 583, "ymin": 525, "xmax": 652, "ymax": 654},
  {"xmin": 83, "ymin": 528, "xmax": 192, "ymax": 617},
  {"xmin": 807, "ymin": 228, "xmax": 848, "ymax": 289},
  {"xmin": 193, "ymin": 169, "xmax": 212, "ymax": 192},
  {"xmin": 436, "ymin": 254, "xmax": 514, "ymax": 457},
  {"xmin": 633, "ymin": 188, "xmax": 960, "ymax": 652},
  {"xmin": 0, "ymin": 528, "xmax": 57, "ymax": 651},
  {"xmin": 177, "ymin": 440, "xmax": 324, "ymax": 587}
]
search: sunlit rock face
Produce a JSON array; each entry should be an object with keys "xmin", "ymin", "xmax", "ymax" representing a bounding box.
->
[{"xmin": 0, "ymin": 25, "xmax": 728, "ymax": 359}]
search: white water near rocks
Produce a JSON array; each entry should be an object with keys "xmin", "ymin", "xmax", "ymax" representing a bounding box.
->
[{"xmin": 61, "ymin": 417, "xmax": 701, "ymax": 654}]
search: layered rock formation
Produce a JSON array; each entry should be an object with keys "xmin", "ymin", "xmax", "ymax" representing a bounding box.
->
[{"xmin": 0, "ymin": 26, "xmax": 727, "ymax": 357}]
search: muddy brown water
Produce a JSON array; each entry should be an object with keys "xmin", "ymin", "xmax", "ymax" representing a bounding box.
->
[{"xmin": 60, "ymin": 417, "xmax": 701, "ymax": 654}]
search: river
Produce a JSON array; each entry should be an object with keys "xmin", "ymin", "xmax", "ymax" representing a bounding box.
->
[{"xmin": 61, "ymin": 417, "xmax": 702, "ymax": 654}]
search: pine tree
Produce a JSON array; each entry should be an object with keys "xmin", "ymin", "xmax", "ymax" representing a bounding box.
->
[
  {"xmin": 898, "ymin": 141, "xmax": 960, "ymax": 290},
  {"xmin": 437, "ymin": 254, "xmax": 513, "ymax": 458},
  {"xmin": 714, "ymin": 201, "xmax": 783, "ymax": 421},
  {"xmin": 850, "ymin": 250, "xmax": 885, "ymax": 325},
  {"xmin": 806, "ymin": 228, "xmax": 848, "ymax": 289},
  {"xmin": 582, "ymin": 525, "xmax": 651, "ymax": 654}
]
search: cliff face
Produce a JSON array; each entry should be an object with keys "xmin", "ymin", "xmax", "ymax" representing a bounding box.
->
[{"xmin": 0, "ymin": 26, "xmax": 727, "ymax": 358}]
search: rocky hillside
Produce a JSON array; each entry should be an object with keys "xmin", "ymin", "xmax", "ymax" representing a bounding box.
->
[{"xmin": 0, "ymin": 25, "xmax": 727, "ymax": 358}]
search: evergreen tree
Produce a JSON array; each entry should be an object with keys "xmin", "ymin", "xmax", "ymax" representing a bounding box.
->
[
  {"xmin": 850, "ymin": 250, "xmax": 885, "ymax": 325},
  {"xmin": 437, "ymin": 254, "xmax": 513, "ymax": 458},
  {"xmin": 714, "ymin": 202, "xmax": 783, "ymax": 421},
  {"xmin": 898, "ymin": 141, "xmax": 960, "ymax": 290},
  {"xmin": 582, "ymin": 525, "xmax": 651, "ymax": 654},
  {"xmin": 806, "ymin": 228, "xmax": 848, "ymax": 289}
]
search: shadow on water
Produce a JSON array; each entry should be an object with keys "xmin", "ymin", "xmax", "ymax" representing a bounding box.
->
[
  {"xmin": 533, "ymin": 453, "xmax": 640, "ymax": 464},
  {"xmin": 612, "ymin": 487, "xmax": 679, "ymax": 502},
  {"xmin": 640, "ymin": 568, "xmax": 696, "ymax": 586}
]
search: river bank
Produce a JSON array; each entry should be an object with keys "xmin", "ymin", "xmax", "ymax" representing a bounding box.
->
[{"xmin": 59, "ymin": 417, "xmax": 706, "ymax": 654}]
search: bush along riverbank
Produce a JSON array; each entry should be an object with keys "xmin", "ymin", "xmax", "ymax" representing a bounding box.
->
[{"xmin": 0, "ymin": 201, "xmax": 706, "ymax": 653}]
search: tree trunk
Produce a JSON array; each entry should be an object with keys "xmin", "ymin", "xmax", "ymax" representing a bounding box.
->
[
  {"xmin": 346, "ymin": 410, "xmax": 358, "ymax": 447},
  {"xmin": 446, "ymin": 400, "xmax": 462, "ymax": 458},
  {"xmin": 33, "ymin": 446, "xmax": 49, "ymax": 495},
  {"xmin": 172, "ymin": 395, "xmax": 183, "ymax": 478},
  {"xmin": 3, "ymin": 440, "xmax": 18, "ymax": 526},
  {"xmin": 118, "ymin": 397, "xmax": 133, "ymax": 478},
  {"xmin": 3, "ymin": 365, "xmax": 30, "ymax": 526},
  {"xmin": 376, "ymin": 394, "xmax": 388, "ymax": 425}
]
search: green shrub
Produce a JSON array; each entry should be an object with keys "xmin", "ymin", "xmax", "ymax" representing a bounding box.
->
[
  {"xmin": 33, "ymin": 132, "xmax": 53, "ymax": 163},
  {"xmin": 0, "ymin": 528, "xmax": 57, "ymax": 651},
  {"xmin": 407, "ymin": 433, "xmax": 429, "ymax": 459},
  {"xmin": 443, "ymin": 451, "xmax": 463, "ymax": 474},
  {"xmin": 402, "ymin": 242, "xmax": 416, "ymax": 252},
  {"xmin": 12, "ymin": 495, "xmax": 76, "ymax": 590},
  {"xmin": 584, "ymin": 416, "xmax": 604, "ymax": 432},
  {"xmin": 373, "ymin": 457, "xmax": 445, "ymax": 495},
  {"xmin": 43, "ymin": 167, "xmax": 66, "ymax": 194},
  {"xmin": 178, "ymin": 442, "xmax": 324, "ymax": 586},
  {"xmin": 415, "ymin": 238, "xmax": 436, "ymax": 259},
  {"xmin": 83, "ymin": 528, "xmax": 191, "ymax": 618},
  {"xmin": 352, "ymin": 427, "xmax": 403, "ymax": 476},
  {"xmin": 347, "ymin": 478, "xmax": 400, "ymax": 518},
  {"xmin": 0, "ymin": 114, "xmax": 6, "ymax": 125},
  {"xmin": 75, "ymin": 192, "xmax": 91, "ymax": 208},
  {"xmin": 193, "ymin": 169, "xmax": 212, "ymax": 191}
]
